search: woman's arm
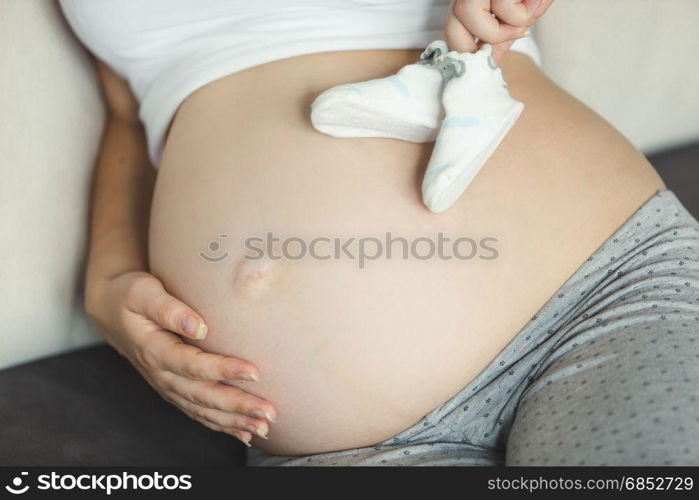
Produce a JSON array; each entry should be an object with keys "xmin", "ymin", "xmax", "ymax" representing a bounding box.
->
[
  {"xmin": 85, "ymin": 60, "xmax": 276, "ymax": 446},
  {"xmin": 84, "ymin": 60, "xmax": 157, "ymax": 300}
]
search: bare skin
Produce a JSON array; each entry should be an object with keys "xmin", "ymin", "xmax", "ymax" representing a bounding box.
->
[{"xmin": 145, "ymin": 49, "xmax": 664, "ymax": 456}]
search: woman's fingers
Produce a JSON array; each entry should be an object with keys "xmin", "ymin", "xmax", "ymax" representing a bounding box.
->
[
  {"xmin": 492, "ymin": 0, "xmax": 542, "ymax": 27},
  {"xmin": 533, "ymin": 0, "xmax": 555, "ymax": 19},
  {"xmin": 167, "ymin": 393, "xmax": 254, "ymax": 446},
  {"xmin": 158, "ymin": 340, "xmax": 261, "ymax": 383},
  {"xmin": 492, "ymin": 0, "xmax": 555, "ymax": 25},
  {"xmin": 165, "ymin": 390, "xmax": 270, "ymax": 439},
  {"xmin": 451, "ymin": 0, "xmax": 527, "ymax": 46},
  {"xmin": 161, "ymin": 371, "xmax": 276, "ymax": 421},
  {"xmin": 125, "ymin": 274, "xmax": 208, "ymax": 340},
  {"xmin": 447, "ymin": 0, "xmax": 553, "ymax": 59},
  {"xmin": 445, "ymin": 4, "xmax": 478, "ymax": 53},
  {"xmin": 490, "ymin": 38, "xmax": 516, "ymax": 63}
]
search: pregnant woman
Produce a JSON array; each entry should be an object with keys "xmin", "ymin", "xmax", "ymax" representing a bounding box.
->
[{"xmin": 61, "ymin": 0, "xmax": 699, "ymax": 466}]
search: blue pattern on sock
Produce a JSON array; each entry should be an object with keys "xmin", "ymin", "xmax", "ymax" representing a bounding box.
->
[
  {"xmin": 443, "ymin": 116, "xmax": 480, "ymax": 128},
  {"xmin": 386, "ymin": 76, "xmax": 411, "ymax": 98}
]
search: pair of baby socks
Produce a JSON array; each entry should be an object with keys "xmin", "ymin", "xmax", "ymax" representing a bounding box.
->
[{"xmin": 311, "ymin": 41, "xmax": 524, "ymax": 213}]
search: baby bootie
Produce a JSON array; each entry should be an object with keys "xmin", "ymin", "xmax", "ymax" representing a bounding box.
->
[
  {"xmin": 311, "ymin": 40, "xmax": 449, "ymax": 143},
  {"xmin": 422, "ymin": 44, "xmax": 524, "ymax": 213}
]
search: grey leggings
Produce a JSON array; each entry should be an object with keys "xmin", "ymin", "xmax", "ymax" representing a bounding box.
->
[{"xmin": 247, "ymin": 190, "xmax": 699, "ymax": 466}]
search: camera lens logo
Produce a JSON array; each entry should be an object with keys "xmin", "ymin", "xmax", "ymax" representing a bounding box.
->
[
  {"xmin": 5, "ymin": 472, "xmax": 29, "ymax": 495},
  {"xmin": 200, "ymin": 234, "xmax": 229, "ymax": 262}
]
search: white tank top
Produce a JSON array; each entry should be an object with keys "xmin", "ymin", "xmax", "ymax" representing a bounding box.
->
[{"xmin": 59, "ymin": 0, "xmax": 538, "ymax": 166}]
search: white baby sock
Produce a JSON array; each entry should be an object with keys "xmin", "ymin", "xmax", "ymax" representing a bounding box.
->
[
  {"xmin": 310, "ymin": 41, "xmax": 449, "ymax": 143},
  {"xmin": 422, "ymin": 44, "xmax": 524, "ymax": 213}
]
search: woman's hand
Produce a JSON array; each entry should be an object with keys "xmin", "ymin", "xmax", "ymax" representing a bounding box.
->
[
  {"xmin": 86, "ymin": 271, "xmax": 276, "ymax": 447},
  {"xmin": 446, "ymin": 0, "xmax": 555, "ymax": 61}
]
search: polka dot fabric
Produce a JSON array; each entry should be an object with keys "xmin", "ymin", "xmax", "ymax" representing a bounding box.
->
[{"xmin": 248, "ymin": 190, "xmax": 699, "ymax": 466}]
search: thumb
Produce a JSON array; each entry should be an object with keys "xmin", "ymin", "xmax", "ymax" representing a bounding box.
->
[{"xmin": 127, "ymin": 276, "xmax": 208, "ymax": 340}]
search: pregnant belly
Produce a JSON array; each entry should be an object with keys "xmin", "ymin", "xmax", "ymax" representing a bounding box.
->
[{"xmin": 148, "ymin": 50, "xmax": 663, "ymax": 455}]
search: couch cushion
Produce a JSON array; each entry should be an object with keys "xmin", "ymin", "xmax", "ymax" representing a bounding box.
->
[
  {"xmin": 536, "ymin": 0, "xmax": 699, "ymax": 154},
  {"xmin": 0, "ymin": 345, "xmax": 244, "ymax": 466},
  {"xmin": 0, "ymin": 0, "xmax": 105, "ymax": 369}
]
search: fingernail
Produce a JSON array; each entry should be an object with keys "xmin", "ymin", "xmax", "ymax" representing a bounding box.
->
[
  {"xmin": 253, "ymin": 410, "xmax": 276, "ymax": 423},
  {"xmin": 195, "ymin": 322, "xmax": 208, "ymax": 340},
  {"xmin": 237, "ymin": 435, "xmax": 252, "ymax": 447},
  {"xmin": 181, "ymin": 316, "xmax": 208, "ymax": 340},
  {"xmin": 239, "ymin": 372, "xmax": 259, "ymax": 382},
  {"xmin": 247, "ymin": 425, "xmax": 268, "ymax": 439}
]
